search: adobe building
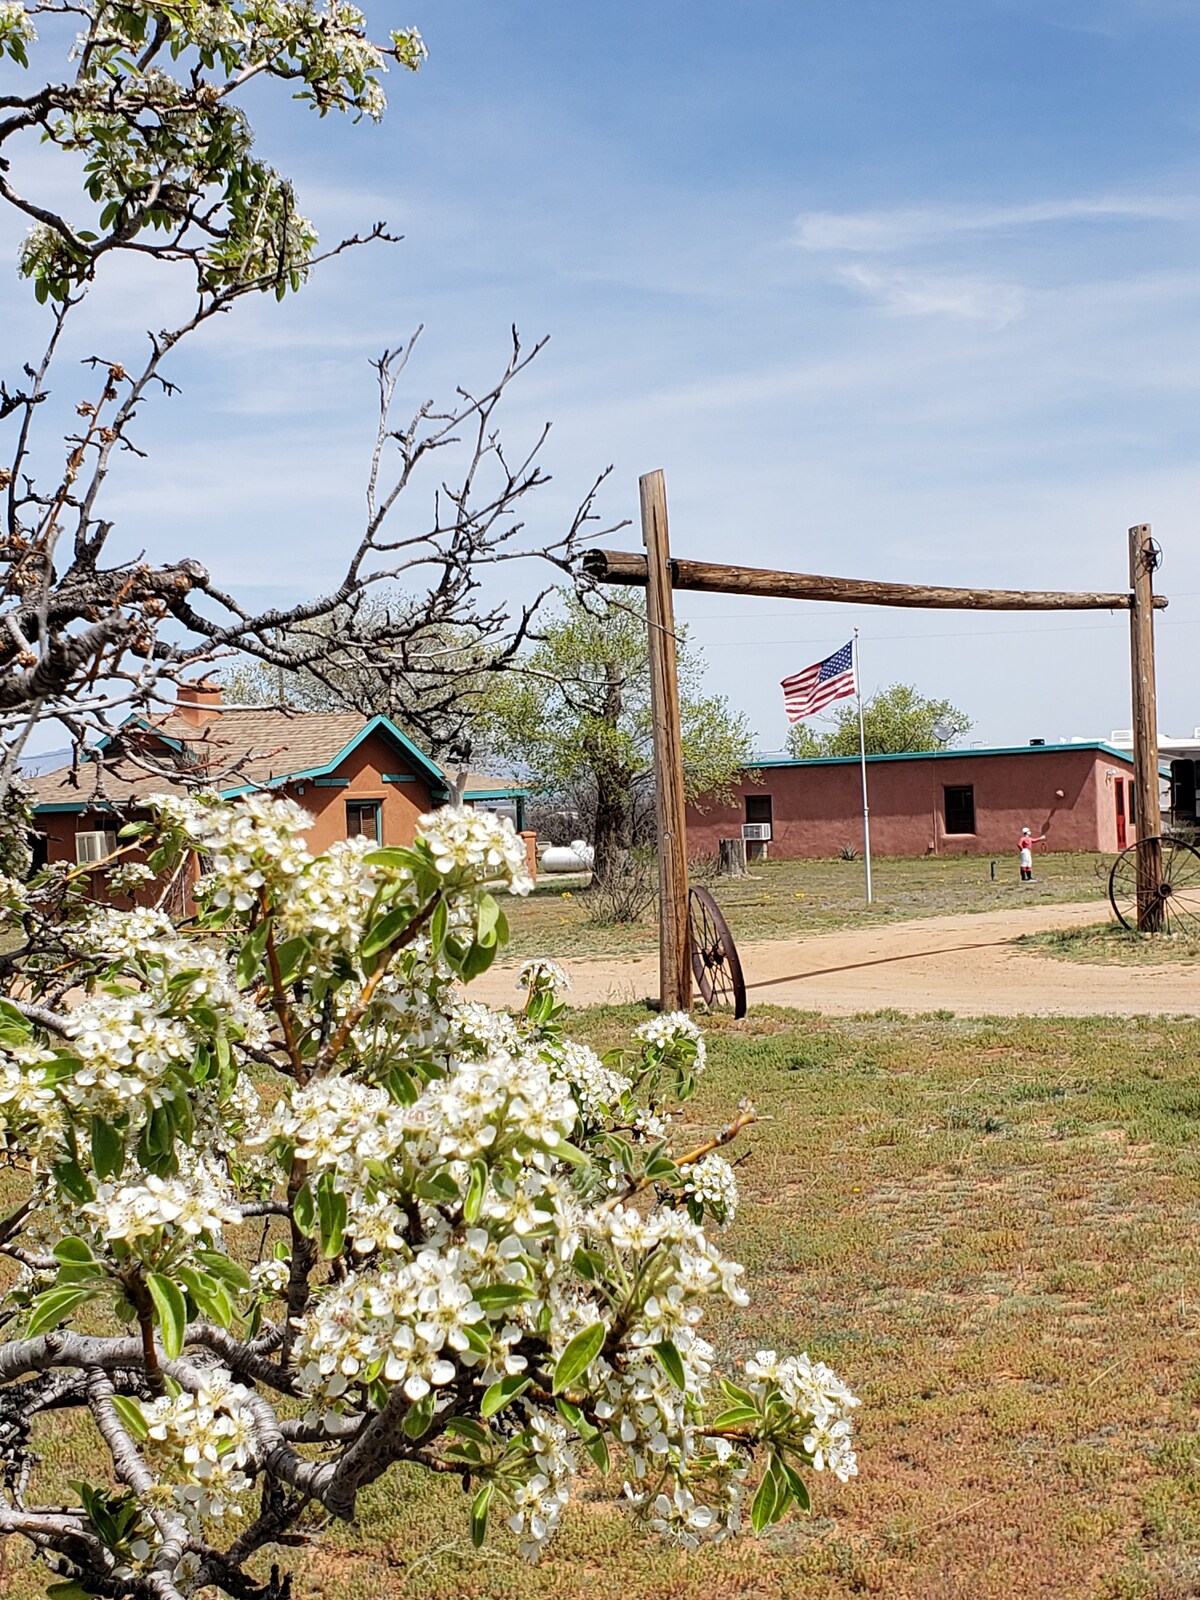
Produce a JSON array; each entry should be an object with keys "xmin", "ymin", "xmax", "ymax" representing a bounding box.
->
[
  {"xmin": 27, "ymin": 684, "xmax": 529, "ymax": 902},
  {"xmin": 686, "ymin": 742, "xmax": 1143, "ymax": 861}
]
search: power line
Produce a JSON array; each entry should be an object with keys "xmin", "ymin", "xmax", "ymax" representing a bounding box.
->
[{"xmin": 690, "ymin": 615, "xmax": 1199, "ymax": 649}]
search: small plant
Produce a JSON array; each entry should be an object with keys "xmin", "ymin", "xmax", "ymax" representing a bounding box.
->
[
  {"xmin": 838, "ymin": 843, "xmax": 860, "ymax": 862},
  {"xmin": 584, "ymin": 846, "xmax": 658, "ymax": 924}
]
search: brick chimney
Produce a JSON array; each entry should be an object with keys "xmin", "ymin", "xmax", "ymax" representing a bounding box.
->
[{"xmin": 175, "ymin": 678, "xmax": 223, "ymax": 727}]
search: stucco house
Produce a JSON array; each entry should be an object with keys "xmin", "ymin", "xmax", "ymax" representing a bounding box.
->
[
  {"xmin": 686, "ymin": 741, "xmax": 1144, "ymax": 862},
  {"xmin": 27, "ymin": 683, "xmax": 530, "ymax": 900}
]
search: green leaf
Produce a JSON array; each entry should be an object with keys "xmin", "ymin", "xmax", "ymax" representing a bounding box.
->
[
  {"xmin": 27, "ymin": 1285, "xmax": 97, "ymax": 1338},
  {"xmin": 780, "ymin": 1455, "xmax": 811, "ymax": 1513},
  {"xmin": 429, "ymin": 897, "xmax": 448, "ymax": 953},
  {"xmin": 552, "ymin": 1321, "xmax": 607, "ymax": 1394},
  {"xmin": 470, "ymin": 1481, "xmax": 493, "ymax": 1548},
  {"xmin": 110, "ymin": 1394, "xmax": 148, "ymax": 1441},
  {"xmin": 750, "ymin": 1452, "xmax": 792, "ymax": 1534},
  {"xmin": 237, "ymin": 920, "xmax": 271, "ymax": 988},
  {"xmin": 480, "ymin": 1374, "xmax": 531, "ymax": 1418},
  {"xmin": 360, "ymin": 906, "xmax": 412, "ymax": 962},
  {"xmin": 0, "ymin": 998, "xmax": 32, "ymax": 1045},
  {"xmin": 653, "ymin": 1339, "xmax": 686, "ymax": 1391},
  {"xmin": 463, "ymin": 1158, "xmax": 488, "ymax": 1225},
  {"xmin": 364, "ymin": 846, "xmax": 425, "ymax": 875},
  {"xmin": 195, "ymin": 1251, "xmax": 251, "ymax": 1292},
  {"xmin": 146, "ymin": 1272, "xmax": 188, "ymax": 1359},
  {"xmin": 292, "ymin": 1179, "xmax": 315, "ymax": 1236},
  {"xmin": 91, "ymin": 1116, "xmax": 124, "ymax": 1180},
  {"xmin": 572, "ymin": 1247, "xmax": 606, "ymax": 1283},
  {"xmin": 401, "ymin": 1392, "xmax": 436, "ymax": 1439},
  {"xmin": 53, "ymin": 1237, "xmax": 96, "ymax": 1265},
  {"xmin": 53, "ymin": 1158, "xmax": 94, "ymax": 1205},
  {"xmin": 477, "ymin": 893, "xmax": 501, "ymax": 941},
  {"xmin": 708, "ymin": 1405, "xmax": 760, "ymax": 1431},
  {"xmin": 316, "ymin": 1173, "xmax": 347, "ymax": 1259},
  {"xmin": 472, "ymin": 1282, "xmax": 533, "ymax": 1312},
  {"xmin": 444, "ymin": 1417, "xmax": 491, "ymax": 1446},
  {"xmin": 272, "ymin": 935, "xmax": 309, "ymax": 987}
]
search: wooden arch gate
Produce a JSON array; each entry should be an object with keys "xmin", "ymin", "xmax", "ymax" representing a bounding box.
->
[{"xmin": 583, "ymin": 470, "xmax": 1168, "ymax": 1013}]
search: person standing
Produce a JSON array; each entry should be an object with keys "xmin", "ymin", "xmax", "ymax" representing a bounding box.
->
[{"xmin": 1018, "ymin": 825, "xmax": 1045, "ymax": 883}]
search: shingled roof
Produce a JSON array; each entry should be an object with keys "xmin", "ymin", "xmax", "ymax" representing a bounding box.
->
[{"xmin": 27, "ymin": 707, "xmax": 448, "ymax": 812}]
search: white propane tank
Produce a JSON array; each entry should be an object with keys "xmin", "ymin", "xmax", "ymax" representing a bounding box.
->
[{"xmin": 540, "ymin": 840, "xmax": 595, "ymax": 873}]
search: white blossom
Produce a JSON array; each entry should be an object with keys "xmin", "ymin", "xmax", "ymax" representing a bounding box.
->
[{"xmin": 416, "ymin": 805, "xmax": 533, "ymax": 894}]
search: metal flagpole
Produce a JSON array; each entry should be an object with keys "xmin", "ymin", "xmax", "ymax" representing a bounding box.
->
[{"xmin": 853, "ymin": 629, "xmax": 873, "ymax": 905}]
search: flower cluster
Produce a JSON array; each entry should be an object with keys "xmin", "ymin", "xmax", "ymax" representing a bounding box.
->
[
  {"xmin": 140, "ymin": 1376, "xmax": 256, "ymax": 1524},
  {"xmin": 516, "ymin": 958, "xmax": 570, "ymax": 993},
  {"xmin": 635, "ymin": 1010, "xmax": 708, "ymax": 1074},
  {"xmin": 82, "ymin": 1167, "xmax": 241, "ymax": 1250},
  {"xmin": 682, "ymin": 1153, "xmax": 740, "ymax": 1227},
  {"xmin": 417, "ymin": 805, "xmax": 533, "ymax": 894},
  {"xmin": 745, "ymin": 1350, "xmax": 860, "ymax": 1482}
]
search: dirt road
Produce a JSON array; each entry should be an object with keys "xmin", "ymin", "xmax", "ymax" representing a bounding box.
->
[{"xmin": 476, "ymin": 901, "xmax": 1199, "ymax": 1016}]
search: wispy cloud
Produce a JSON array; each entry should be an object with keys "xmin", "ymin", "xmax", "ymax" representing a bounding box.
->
[
  {"xmin": 837, "ymin": 265, "xmax": 1025, "ymax": 325},
  {"xmin": 796, "ymin": 195, "xmax": 1198, "ymax": 253}
]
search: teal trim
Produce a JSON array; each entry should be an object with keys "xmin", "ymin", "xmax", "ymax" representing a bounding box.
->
[
  {"xmin": 219, "ymin": 714, "xmax": 445, "ymax": 799},
  {"xmin": 35, "ymin": 802, "xmax": 89, "ymax": 814},
  {"xmin": 382, "ymin": 773, "xmax": 416, "ymax": 784},
  {"xmin": 746, "ymin": 741, "xmax": 1139, "ymax": 773},
  {"xmin": 313, "ymin": 777, "xmax": 349, "ymax": 788},
  {"xmin": 463, "ymin": 786, "xmax": 530, "ymax": 802}
]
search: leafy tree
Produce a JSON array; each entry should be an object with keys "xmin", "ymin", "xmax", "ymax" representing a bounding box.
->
[
  {"xmin": 787, "ymin": 682, "xmax": 971, "ymax": 758},
  {"xmin": 0, "ymin": 792, "xmax": 859, "ymax": 1596},
  {"xmin": 480, "ymin": 592, "xmax": 754, "ymax": 884},
  {"xmin": 0, "ymin": 4, "xmax": 609, "ymax": 787}
]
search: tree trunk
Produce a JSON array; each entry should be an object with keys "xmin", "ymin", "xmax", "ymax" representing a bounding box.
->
[
  {"xmin": 718, "ymin": 837, "xmax": 748, "ymax": 877},
  {"xmin": 592, "ymin": 773, "xmax": 630, "ymax": 886}
]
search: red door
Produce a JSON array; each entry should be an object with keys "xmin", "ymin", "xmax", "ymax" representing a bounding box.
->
[{"xmin": 1115, "ymin": 779, "xmax": 1127, "ymax": 850}]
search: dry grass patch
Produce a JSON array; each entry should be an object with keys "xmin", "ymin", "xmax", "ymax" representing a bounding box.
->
[
  {"xmin": 6, "ymin": 1007, "xmax": 1200, "ymax": 1599},
  {"xmin": 506, "ymin": 851, "xmax": 1109, "ymax": 961}
]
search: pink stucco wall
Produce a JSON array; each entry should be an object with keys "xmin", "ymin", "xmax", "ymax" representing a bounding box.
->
[{"xmin": 686, "ymin": 747, "xmax": 1139, "ymax": 860}]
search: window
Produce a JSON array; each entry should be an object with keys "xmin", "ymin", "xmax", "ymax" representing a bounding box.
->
[
  {"xmin": 943, "ymin": 785, "xmax": 976, "ymax": 835},
  {"xmin": 1127, "ymin": 782, "xmax": 1136, "ymax": 827},
  {"xmin": 75, "ymin": 829, "xmax": 118, "ymax": 866},
  {"xmin": 745, "ymin": 795, "xmax": 773, "ymax": 826},
  {"xmin": 346, "ymin": 800, "xmax": 381, "ymax": 843}
]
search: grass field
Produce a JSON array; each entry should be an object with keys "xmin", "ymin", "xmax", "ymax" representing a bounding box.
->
[
  {"xmin": 7, "ymin": 1005, "xmax": 1200, "ymax": 1600},
  {"xmin": 1016, "ymin": 922, "xmax": 1200, "ymax": 968},
  {"xmin": 504, "ymin": 851, "xmax": 1111, "ymax": 961}
]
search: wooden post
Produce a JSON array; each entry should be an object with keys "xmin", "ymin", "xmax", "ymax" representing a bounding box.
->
[
  {"xmin": 641, "ymin": 470, "xmax": 692, "ymax": 1012},
  {"xmin": 1129, "ymin": 524, "xmax": 1164, "ymax": 932}
]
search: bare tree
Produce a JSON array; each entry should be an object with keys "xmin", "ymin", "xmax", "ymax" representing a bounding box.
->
[{"xmin": 0, "ymin": 1, "xmax": 618, "ymax": 797}]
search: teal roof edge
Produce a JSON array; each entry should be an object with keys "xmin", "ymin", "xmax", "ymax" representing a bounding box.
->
[{"xmin": 746, "ymin": 741, "xmax": 1142, "ymax": 771}]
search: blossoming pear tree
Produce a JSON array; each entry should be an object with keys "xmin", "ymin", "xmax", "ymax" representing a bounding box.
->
[{"xmin": 0, "ymin": 793, "xmax": 858, "ymax": 1596}]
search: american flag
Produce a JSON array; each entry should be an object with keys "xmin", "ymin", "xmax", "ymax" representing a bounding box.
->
[{"xmin": 781, "ymin": 640, "xmax": 857, "ymax": 723}]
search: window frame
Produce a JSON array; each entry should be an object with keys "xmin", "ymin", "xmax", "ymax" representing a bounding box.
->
[
  {"xmin": 942, "ymin": 784, "xmax": 976, "ymax": 836},
  {"xmin": 345, "ymin": 798, "xmax": 382, "ymax": 844},
  {"xmin": 745, "ymin": 794, "xmax": 773, "ymax": 826}
]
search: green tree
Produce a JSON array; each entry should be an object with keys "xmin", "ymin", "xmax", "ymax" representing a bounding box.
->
[
  {"xmin": 481, "ymin": 592, "xmax": 753, "ymax": 883},
  {"xmin": 787, "ymin": 682, "xmax": 971, "ymax": 758}
]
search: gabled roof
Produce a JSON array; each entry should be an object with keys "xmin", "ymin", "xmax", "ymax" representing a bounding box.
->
[{"xmin": 27, "ymin": 710, "xmax": 451, "ymax": 813}]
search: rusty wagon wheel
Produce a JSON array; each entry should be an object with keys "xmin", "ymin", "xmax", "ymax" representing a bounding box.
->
[
  {"xmin": 688, "ymin": 886, "xmax": 747, "ymax": 1018},
  {"xmin": 1108, "ymin": 837, "xmax": 1200, "ymax": 935}
]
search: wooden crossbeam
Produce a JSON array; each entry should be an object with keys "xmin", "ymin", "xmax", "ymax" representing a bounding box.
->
[{"xmin": 582, "ymin": 548, "xmax": 1168, "ymax": 612}]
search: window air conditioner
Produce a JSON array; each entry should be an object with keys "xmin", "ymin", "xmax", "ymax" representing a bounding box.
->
[
  {"xmin": 75, "ymin": 829, "xmax": 118, "ymax": 866},
  {"xmin": 741, "ymin": 823, "xmax": 772, "ymax": 842}
]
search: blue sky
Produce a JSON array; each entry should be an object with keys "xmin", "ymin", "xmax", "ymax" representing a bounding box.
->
[{"xmin": 5, "ymin": 0, "xmax": 1200, "ymax": 751}]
